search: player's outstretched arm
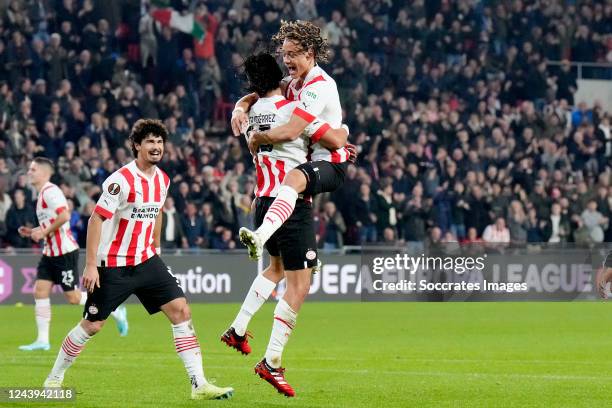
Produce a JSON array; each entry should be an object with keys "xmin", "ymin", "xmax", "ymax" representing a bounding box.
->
[
  {"xmin": 83, "ymin": 213, "xmax": 104, "ymax": 292},
  {"xmin": 231, "ymin": 93, "xmax": 259, "ymax": 136},
  {"xmin": 248, "ymin": 114, "xmax": 309, "ymax": 154}
]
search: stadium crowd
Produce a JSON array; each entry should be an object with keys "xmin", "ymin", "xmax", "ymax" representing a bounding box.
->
[{"xmin": 0, "ymin": 0, "xmax": 611, "ymax": 251}]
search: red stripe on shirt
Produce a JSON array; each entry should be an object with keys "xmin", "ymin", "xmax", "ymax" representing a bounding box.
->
[
  {"xmin": 54, "ymin": 225, "xmax": 63, "ymax": 256},
  {"xmin": 140, "ymin": 176, "xmax": 150, "ymax": 202},
  {"xmin": 126, "ymin": 221, "xmax": 143, "ymax": 266},
  {"xmin": 107, "ymin": 218, "xmax": 129, "ymax": 267},
  {"xmin": 120, "ymin": 168, "xmax": 136, "ymax": 203},
  {"xmin": 140, "ymin": 222, "xmax": 153, "ymax": 262},
  {"xmin": 262, "ymin": 156, "xmax": 276, "ymax": 197},
  {"xmin": 154, "ymin": 173, "xmax": 161, "ymax": 202},
  {"xmin": 255, "ymin": 159, "xmax": 265, "ymax": 197},
  {"xmin": 274, "ymin": 99, "xmax": 292, "ymax": 109},
  {"xmin": 275, "ymin": 159, "xmax": 286, "ymax": 184},
  {"xmin": 293, "ymin": 107, "xmax": 316, "ymax": 123},
  {"xmin": 311, "ymin": 123, "xmax": 331, "ymax": 144},
  {"xmin": 331, "ymin": 149, "xmax": 341, "ymax": 163},
  {"xmin": 94, "ymin": 205, "xmax": 113, "ymax": 219}
]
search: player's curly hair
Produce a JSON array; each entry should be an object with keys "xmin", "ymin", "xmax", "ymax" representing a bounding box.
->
[
  {"xmin": 129, "ymin": 119, "xmax": 168, "ymax": 157},
  {"xmin": 244, "ymin": 53, "xmax": 284, "ymax": 97},
  {"xmin": 272, "ymin": 20, "xmax": 330, "ymax": 63}
]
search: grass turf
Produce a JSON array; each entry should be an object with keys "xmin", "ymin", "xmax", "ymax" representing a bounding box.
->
[{"xmin": 1, "ymin": 302, "xmax": 612, "ymax": 407}]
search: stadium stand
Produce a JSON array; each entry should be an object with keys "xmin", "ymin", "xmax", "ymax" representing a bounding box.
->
[{"xmin": 0, "ymin": 0, "xmax": 610, "ymax": 249}]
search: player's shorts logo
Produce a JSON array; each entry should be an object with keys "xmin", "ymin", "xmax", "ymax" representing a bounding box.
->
[
  {"xmin": 305, "ymin": 250, "xmax": 317, "ymax": 260},
  {"xmin": 88, "ymin": 305, "xmax": 99, "ymax": 315},
  {"xmin": 108, "ymin": 183, "xmax": 121, "ymax": 195}
]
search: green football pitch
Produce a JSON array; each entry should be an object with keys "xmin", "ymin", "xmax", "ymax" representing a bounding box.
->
[{"xmin": 1, "ymin": 302, "xmax": 612, "ymax": 407}]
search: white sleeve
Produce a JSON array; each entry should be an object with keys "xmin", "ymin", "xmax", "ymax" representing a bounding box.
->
[
  {"xmin": 44, "ymin": 187, "xmax": 69, "ymax": 215},
  {"xmin": 94, "ymin": 172, "xmax": 127, "ymax": 219}
]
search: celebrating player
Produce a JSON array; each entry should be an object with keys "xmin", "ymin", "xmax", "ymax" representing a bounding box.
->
[
  {"xmin": 221, "ymin": 52, "xmax": 347, "ymax": 397},
  {"xmin": 18, "ymin": 158, "xmax": 128, "ymax": 352},
  {"xmin": 43, "ymin": 119, "xmax": 233, "ymax": 400},
  {"xmin": 231, "ymin": 20, "xmax": 353, "ymax": 260}
]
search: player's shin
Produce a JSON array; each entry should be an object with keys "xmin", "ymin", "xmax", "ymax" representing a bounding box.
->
[
  {"xmin": 256, "ymin": 185, "xmax": 299, "ymax": 244},
  {"xmin": 35, "ymin": 298, "xmax": 51, "ymax": 344},
  {"xmin": 264, "ymin": 298, "xmax": 297, "ymax": 368},
  {"xmin": 172, "ymin": 320, "xmax": 207, "ymax": 389},
  {"xmin": 232, "ymin": 274, "xmax": 277, "ymax": 336},
  {"xmin": 48, "ymin": 323, "xmax": 91, "ymax": 381}
]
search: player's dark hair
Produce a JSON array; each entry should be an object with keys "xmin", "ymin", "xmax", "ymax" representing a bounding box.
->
[
  {"xmin": 244, "ymin": 53, "xmax": 284, "ymax": 97},
  {"xmin": 272, "ymin": 20, "xmax": 330, "ymax": 63},
  {"xmin": 33, "ymin": 157, "xmax": 55, "ymax": 174},
  {"xmin": 129, "ymin": 119, "xmax": 168, "ymax": 157}
]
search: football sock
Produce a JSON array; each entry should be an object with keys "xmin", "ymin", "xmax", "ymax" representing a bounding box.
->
[
  {"xmin": 48, "ymin": 323, "xmax": 91, "ymax": 380},
  {"xmin": 35, "ymin": 298, "xmax": 51, "ymax": 344},
  {"xmin": 256, "ymin": 185, "xmax": 298, "ymax": 244},
  {"xmin": 232, "ymin": 274, "xmax": 277, "ymax": 336},
  {"xmin": 172, "ymin": 320, "xmax": 207, "ymax": 389},
  {"xmin": 264, "ymin": 298, "xmax": 297, "ymax": 368},
  {"xmin": 79, "ymin": 292, "xmax": 87, "ymax": 306}
]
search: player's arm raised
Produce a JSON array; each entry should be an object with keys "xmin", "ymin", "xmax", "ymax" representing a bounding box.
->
[
  {"xmin": 231, "ymin": 93, "xmax": 259, "ymax": 136},
  {"xmin": 83, "ymin": 212, "xmax": 104, "ymax": 292}
]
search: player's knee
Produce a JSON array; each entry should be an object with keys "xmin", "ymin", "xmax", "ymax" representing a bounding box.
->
[
  {"xmin": 82, "ymin": 320, "xmax": 105, "ymax": 336},
  {"xmin": 66, "ymin": 294, "xmax": 80, "ymax": 305},
  {"xmin": 178, "ymin": 303, "xmax": 191, "ymax": 321}
]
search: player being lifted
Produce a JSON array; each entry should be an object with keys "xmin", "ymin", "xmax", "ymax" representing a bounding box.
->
[
  {"xmin": 221, "ymin": 52, "xmax": 349, "ymax": 397},
  {"xmin": 43, "ymin": 119, "xmax": 234, "ymax": 400},
  {"xmin": 18, "ymin": 158, "xmax": 128, "ymax": 352},
  {"xmin": 231, "ymin": 20, "xmax": 353, "ymax": 260}
]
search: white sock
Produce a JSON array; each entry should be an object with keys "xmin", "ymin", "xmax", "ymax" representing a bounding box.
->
[
  {"xmin": 35, "ymin": 298, "xmax": 51, "ymax": 344},
  {"xmin": 256, "ymin": 185, "xmax": 298, "ymax": 244},
  {"xmin": 264, "ymin": 298, "xmax": 297, "ymax": 368},
  {"xmin": 79, "ymin": 292, "xmax": 87, "ymax": 306},
  {"xmin": 232, "ymin": 274, "xmax": 277, "ymax": 336},
  {"xmin": 48, "ymin": 323, "xmax": 91, "ymax": 380},
  {"xmin": 172, "ymin": 320, "xmax": 207, "ymax": 389}
]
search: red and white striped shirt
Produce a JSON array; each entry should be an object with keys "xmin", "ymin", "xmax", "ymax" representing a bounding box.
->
[
  {"xmin": 249, "ymin": 94, "xmax": 329, "ymax": 198},
  {"xmin": 285, "ymin": 65, "xmax": 350, "ymax": 163},
  {"xmin": 93, "ymin": 160, "xmax": 169, "ymax": 267},
  {"xmin": 36, "ymin": 182, "xmax": 79, "ymax": 257}
]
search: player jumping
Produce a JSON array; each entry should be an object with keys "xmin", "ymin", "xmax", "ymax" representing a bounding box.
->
[
  {"xmin": 43, "ymin": 119, "xmax": 233, "ymax": 400},
  {"xmin": 221, "ymin": 52, "xmax": 348, "ymax": 397},
  {"xmin": 18, "ymin": 158, "xmax": 128, "ymax": 352},
  {"xmin": 231, "ymin": 20, "xmax": 353, "ymax": 260}
]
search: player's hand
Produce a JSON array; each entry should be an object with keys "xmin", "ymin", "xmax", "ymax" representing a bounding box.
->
[
  {"xmin": 231, "ymin": 108, "xmax": 248, "ymax": 136},
  {"xmin": 248, "ymin": 132, "xmax": 263, "ymax": 156},
  {"xmin": 346, "ymin": 143, "xmax": 358, "ymax": 163},
  {"xmin": 30, "ymin": 227, "xmax": 46, "ymax": 242},
  {"xmin": 18, "ymin": 226, "xmax": 32, "ymax": 237},
  {"xmin": 83, "ymin": 264, "xmax": 100, "ymax": 293}
]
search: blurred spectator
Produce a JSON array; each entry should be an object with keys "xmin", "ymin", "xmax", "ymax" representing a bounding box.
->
[
  {"xmin": 161, "ymin": 197, "xmax": 185, "ymax": 249},
  {"xmin": 580, "ymin": 200, "xmax": 608, "ymax": 243},
  {"xmin": 5, "ymin": 189, "xmax": 37, "ymax": 248},
  {"xmin": 321, "ymin": 202, "xmax": 346, "ymax": 250},
  {"xmin": 182, "ymin": 202, "xmax": 207, "ymax": 248},
  {"xmin": 482, "ymin": 217, "xmax": 511, "ymax": 243}
]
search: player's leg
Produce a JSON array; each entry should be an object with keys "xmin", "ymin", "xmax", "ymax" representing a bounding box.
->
[
  {"xmin": 62, "ymin": 250, "xmax": 128, "ymax": 336},
  {"xmin": 135, "ymin": 255, "xmax": 233, "ymax": 400},
  {"xmin": 44, "ymin": 264, "xmax": 132, "ymax": 387},
  {"xmin": 240, "ymin": 169, "xmax": 306, "ymax": 259},
  {"xmin": 254, "ymin": 199, "xmax": 317, "ymax": 397},
  {"xmin": 255, "ymin": 267, "xmax": 311, "ymax": 398},
  {"xmin": 44, "ymin": 319, "xmax": 106, "ymax": 387},
  {"xmin": 19, "ymin": 279, "xmax": 53, "ymax": 351},
  {"xmin": 222, "ymin": 255, "xmax": 284, "ymax": 354}
]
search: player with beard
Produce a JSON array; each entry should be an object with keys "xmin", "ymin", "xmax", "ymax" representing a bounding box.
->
[{"xmin": 43, "ymin": 119, "xmax": 234, "ymax": 400}]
